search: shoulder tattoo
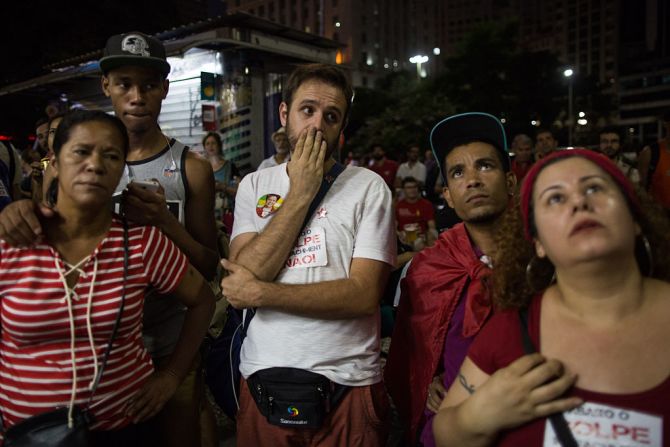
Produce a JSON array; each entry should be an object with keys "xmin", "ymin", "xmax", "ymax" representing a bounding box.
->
[{"xmin": 458, "ymin": 372, "xmax": 476, "ymax": 395}]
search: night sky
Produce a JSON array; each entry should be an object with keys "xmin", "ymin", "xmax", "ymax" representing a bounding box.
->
[{"xmin": 0, "ymin": 0, "xmax": 186, "ymax": 144}]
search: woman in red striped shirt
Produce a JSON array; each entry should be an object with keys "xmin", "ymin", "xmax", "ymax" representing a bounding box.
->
[{"xmin": 0, "ymin": 110, "xmax": 215, "ymax": 446}]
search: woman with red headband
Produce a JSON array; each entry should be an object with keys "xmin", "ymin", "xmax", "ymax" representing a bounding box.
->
[{"xmin": 433, "ymin": 149, "xmax": 670, "ymax": 446}]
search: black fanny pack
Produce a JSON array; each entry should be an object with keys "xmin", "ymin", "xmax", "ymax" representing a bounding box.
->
[{"xmin": 247, "ymin": 367, "xmax": 349, "ymax": 429}]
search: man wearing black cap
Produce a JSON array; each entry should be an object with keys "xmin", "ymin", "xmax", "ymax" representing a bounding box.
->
[
  {"xmin": 100, "ymin": 31, "xmax": 218, "ymax": 447},
  {"xmin": 385, "ymin": 112, "xmax": 516, "ymax": 446},
  {"xmin": 0, "ymin": 31, "xmax": 218, "ymax": 446}
]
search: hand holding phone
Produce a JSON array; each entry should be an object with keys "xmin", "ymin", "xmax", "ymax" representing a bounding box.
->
[{"xmin": 131, "ymin": 179, "xmax": 160, "ymax": 193}]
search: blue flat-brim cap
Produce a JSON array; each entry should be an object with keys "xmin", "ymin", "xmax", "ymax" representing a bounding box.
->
[{"xmin": 430, "ymin": 112, "xmax": 509, "ymax": 180}]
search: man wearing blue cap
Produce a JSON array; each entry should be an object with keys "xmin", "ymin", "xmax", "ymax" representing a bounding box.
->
[{"xmin": 385, "ymin": 113, "xmax": 516, "ymax": 446}]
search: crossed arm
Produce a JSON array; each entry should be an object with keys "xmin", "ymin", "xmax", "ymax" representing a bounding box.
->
[{"xmin": 222, "ymin": 127, "xmax": 391, "ymax": 318}]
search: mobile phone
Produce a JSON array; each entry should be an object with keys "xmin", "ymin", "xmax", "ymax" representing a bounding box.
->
[{"xmin": 131, "ymin": 179, "xmax": 160, "ymax": 193}]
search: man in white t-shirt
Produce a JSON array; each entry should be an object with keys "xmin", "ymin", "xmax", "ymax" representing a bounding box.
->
[
  {"xmin": 221, "ymin": 64, "xmax": 396, "ymax": 446},
  {"xmin": 395, "ymin": 144, "xmax": 427, "ymax": 190}
]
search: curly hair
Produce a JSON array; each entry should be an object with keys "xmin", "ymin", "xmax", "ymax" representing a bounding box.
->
[{"xmin": 492, "ymin": 188, "xmax": 670, "ymax": 310}]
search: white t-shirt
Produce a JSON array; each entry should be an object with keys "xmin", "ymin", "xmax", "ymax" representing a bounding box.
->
[
  {"xmin": 257, "ymin": 154, "xmax": 288, "ymax": 171},
  {"xmin": 396, "ymin": 161, "xmax": 427, "ymax": 184},
  {"xmin": 232, "ymin": 164, "xmax": 396, "ymax": 386}
]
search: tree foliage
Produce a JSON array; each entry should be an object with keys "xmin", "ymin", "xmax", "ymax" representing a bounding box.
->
[{"xmin": 345, "ymin": 20, "xmax": 607, "ymax": 156}]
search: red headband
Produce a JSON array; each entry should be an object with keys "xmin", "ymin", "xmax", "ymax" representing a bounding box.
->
[{"xmin": 519, "ymin": 149, "xmax": 641, "ymax": 241}]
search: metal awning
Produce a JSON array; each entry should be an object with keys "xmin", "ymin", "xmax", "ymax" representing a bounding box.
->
[{"xmin": 0, "ymin": 12, "xmax": 344, "ymax": 98}]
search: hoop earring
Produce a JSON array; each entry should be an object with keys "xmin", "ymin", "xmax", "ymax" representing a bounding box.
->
[
  {"xmin": 525, "ymin": 255, "xmax": 555, "ymax": 293},
  {"xmin": 642, "ymin": 234, "xmax": 654, "ymax": 277}
]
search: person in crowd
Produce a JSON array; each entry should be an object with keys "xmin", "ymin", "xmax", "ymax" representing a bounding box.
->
[
  {"xmin": 368, "ymin": 143, "xmax": 399, "ymax": 190},
  {"xmin": 424, "ymin": 149, "xmax": 444, "ymax": 205},
  {"xmin": 344, "ymin": 150, "xmax": 360, "ymax": 167},
  {"xmin": 29, "ymin": 113, "xmax": 65, "ymax": 204},
  {"xmin": 47, "ymin": 114, "xmax": 65, "ymax": 151},
  {"xmin": 19, "ymin": 148, "xmax": 41, "ymax": 198},
  {"xmin": 34, "ymin": 116, "xmax": 50, "ymax": 156},
  {"xmin": 639, "ymin": 110, "xmax": 670, "ymax": 211},
  {"xmin": 0, "ymin": 31, "xmax": 219, "ymax": 447},
  {"xmin": 433, "ymin": 149, "xmax": 670, "ymax": 446},
  {"xmin": 510, "ymin": 133, "xmax": 534, "ymax": 181},
  {"xmin": 0, "ymin": 140, "xmax": 21, "ymax": 210},
  {"xmin": 203, "ymin": 131, "xmax": 240, "ymax": 221},
  {"xmin": 596, "ymin": 126, "xmax": 640, "ymax": 185},
  {"xmin": 258, "ymin": 127, "xmax": 290, "ymax": 170},
  {"xmin": 385, "ymin": 112, "xmax": 516, "ymax": 446},
  {"xmin": 220, "ymin": 63, "xmax": 396, "ymax": 447},
  {"xmin": 0, "ymin": 110, "xmax": 215, "ymax": 446},
  {"xmin": 396, "ymin": 176, "xmax": 437, "ymax": 249},
  {"xmin": 535, "ymin": 128, "xmax": 558, "ymax": 160},
  {"xmin": 396, "ymin": 144, "xmax": 427, "ymax": 190}
]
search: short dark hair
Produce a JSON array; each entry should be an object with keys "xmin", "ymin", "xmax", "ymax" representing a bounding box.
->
[
  {"xmin": 401, "ymin": 176, "xmax": 419, "ymax": 187},
  {"xmin": 535, "ymin": 128, "xmax": 554, "ymax": 138},
  {"xmin": 599, "ymin": 126, "xmax": 622, "ymax": 140},
  {"xmin": 53, "ymin": 110, "xmax": 129, "ymax": 157},
  {"xmin": 284, "ymin": 64, "xmax": 353, "ymax": 122},
  {"xmin": 443, "ymin": 137, "xmax": 510, "ymax": 174},
  {"xmin": 370, "ymin": 143, "xmax": 384, "ymax": 152},
  {"xmin": 202, "ymin": 131, "xmax": 223, "ymax": 154},
  {"xmin": 35, "ymin": 117, "xmax": 49, "ymax": 129}
]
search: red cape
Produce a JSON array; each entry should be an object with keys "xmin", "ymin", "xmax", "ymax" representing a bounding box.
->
[{"xmin": 384, "ymin": 223, "xmax": 492, "ymax": 441}]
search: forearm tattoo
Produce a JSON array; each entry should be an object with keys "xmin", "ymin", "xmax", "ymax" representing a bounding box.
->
[{"xmin": 458, "ymin": 373, "xmax": 476, "ymax": 395}]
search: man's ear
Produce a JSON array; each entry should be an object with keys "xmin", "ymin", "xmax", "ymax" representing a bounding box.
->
[
  {"xmin": 506, "ymin": 171, "xmax": 517, "ymax": 195},
  {"xmin": 279, "ymin": 102, "xmax": 288, "ymax": 127},
  {"xmin": 101, "ymin": 76, "xmax": 111, "ymax": 97},
  {"xmin": 442, "ymin": 186, "xmax": 455, "ymax": 209}
]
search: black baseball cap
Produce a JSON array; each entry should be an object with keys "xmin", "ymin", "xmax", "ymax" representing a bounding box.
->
[
  {"xmin": 99, "ymin": 32, "xmax": 171, "ymax": 77},
  {"xmin": 430, "ymin": 112, "xmax": 510, "ymax": 181}
]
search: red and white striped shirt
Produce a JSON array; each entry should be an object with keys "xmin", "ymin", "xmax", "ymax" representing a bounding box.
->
[{"xmin": 0, "ymin": 218, "xmax": 188, "ymax": 432}]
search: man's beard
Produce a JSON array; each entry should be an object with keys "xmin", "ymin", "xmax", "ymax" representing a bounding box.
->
[
  {"xmin": 602, "ymin": 147, "xmax": 618, "ymax": 159},
  {"xmin": 461, "ymin": 206, "xmax": 506, "ymax": 225},
  {"xmin": 285, "ymin": 119, "xmax": 339, "ymax": 159}
]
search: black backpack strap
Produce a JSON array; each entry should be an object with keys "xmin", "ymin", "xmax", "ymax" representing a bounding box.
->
[{"xmin": 518, "ymin": 308, "xmax": 578, "ymax": 447}]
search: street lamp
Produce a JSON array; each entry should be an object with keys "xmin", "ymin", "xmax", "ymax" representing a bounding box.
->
[
  {"xmin": 409, "ymin": 55, "xmax": 429, "ymax": 79},
  {"xmin": 564, "ymin": 68, "xmax": 574, "ymax": 145}
]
